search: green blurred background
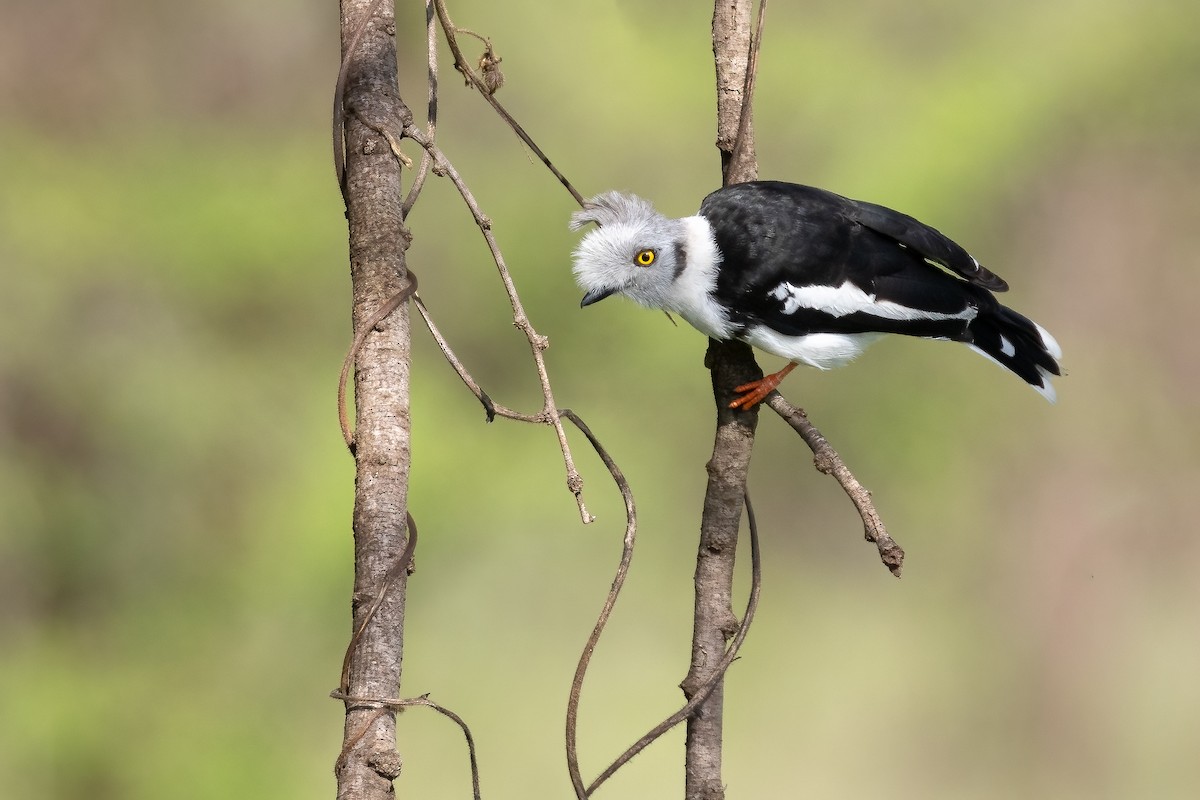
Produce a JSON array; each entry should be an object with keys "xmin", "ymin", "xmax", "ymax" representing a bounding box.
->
[{"xmin": 3, "ymin": 0, "xmax": 1198, "ymax": 797}]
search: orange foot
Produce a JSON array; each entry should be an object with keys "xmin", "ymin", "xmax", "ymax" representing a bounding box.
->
[{"xmin": 729, "ymin": 362, "xmax": 798, "ymax": 410}]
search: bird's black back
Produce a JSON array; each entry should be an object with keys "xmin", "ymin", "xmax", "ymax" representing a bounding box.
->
[{"xmin": 698, "ymin": 181, "xmax": 1002, "ymax": 340}]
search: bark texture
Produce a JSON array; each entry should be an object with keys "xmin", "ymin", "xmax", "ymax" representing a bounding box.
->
[
  {"xmin": 712, "ymin": 0, "xmax": 758, "ymax": 185},
  {"xmin": 682, "ymin": 3, "xmax": 761, "ymax": 799},
  {"xmin": 682, "ymin": 343, "xmax": 761, "ymax": 800},
  {"xmin": 336, "ymin": 2, "xmax": 414, "ymax": 799}
]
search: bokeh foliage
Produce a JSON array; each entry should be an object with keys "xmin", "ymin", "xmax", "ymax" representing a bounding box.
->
[{"xmin": 2, "ymin": 1, "xmax": 1198, "ymax": 797}]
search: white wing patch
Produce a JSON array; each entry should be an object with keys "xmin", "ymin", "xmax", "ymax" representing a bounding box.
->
[
  {"xmin": 999, "ymin": 335, "xmax": 1016, "ymax": 357},
  {"xmin": 768, "ymin": 280, "xmax": 977, "ymax": 322}
]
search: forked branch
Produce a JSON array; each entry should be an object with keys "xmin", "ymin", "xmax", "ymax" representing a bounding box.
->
[
  {"xmin": 334, "ymin": 6, "xmax": 594, "ymax": 522},
  {"xmin": 402, "ymin": 123, "xmax": 593, "ymax": 522}
]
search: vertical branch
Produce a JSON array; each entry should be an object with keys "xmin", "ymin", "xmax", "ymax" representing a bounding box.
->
[
  {"xmin": 682, "ymin": 343, "xmax": 760, "ymax": 800},
  {"xmin": 683, "ymin": 2, "xmax": 763, "ymax": 799},
  {"xmin": 336, "ymin": 2, "xmax": 413, "ymax": 799},
  {"xmin": 712, "ymin": 0, "xmax": 760, "ymax": 187}
]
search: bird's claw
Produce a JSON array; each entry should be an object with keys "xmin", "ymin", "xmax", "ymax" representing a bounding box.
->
[
  {"xmin": 729, "ymin": 362, "xmax": 798, "ymax": 410},
  {"xmin": 729, "ymin": 376, "xmax": 780, "ymax": 410}
]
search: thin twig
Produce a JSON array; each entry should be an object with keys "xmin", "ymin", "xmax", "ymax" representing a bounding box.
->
[
  {"xmin": 413, "ymin": 295, "xmax": 529, "ymax": 424},
  {"xmin": 401, "ymin": 0, "xmax": 439, "ymax": 219},
  {"xmin": 402, "ymin": 123, "xmax": 594, "ymax": 523},
  {"xmin": 559, "ymin": 410, "xmax": 638, "ymax": 800},
  {"xmin": 331, "ymin": 690, "xmax": 483, "ymax": 800},
  {"xmin": 584, "ymin": 490, "xmax": 762, "ymax": 797},
  {"xmin": 343, "ymin": 100, "xmax": 593, "ymax": 518},
  {"xmin": 431, "ymin": 0, "xmax": 585, "ymax": 207},
  {"xmin": 765, "ymin": 394, "xmax": 904, "ymax": 576}
]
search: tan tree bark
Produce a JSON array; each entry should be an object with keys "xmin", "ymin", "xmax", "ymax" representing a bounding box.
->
[
  {"xmin": 682, "ymin": 2, "xmax": 763, "ymax": 799},
  {"xmin": 335, "ymin": 2, "xmax": 414, "ymax": 799}
]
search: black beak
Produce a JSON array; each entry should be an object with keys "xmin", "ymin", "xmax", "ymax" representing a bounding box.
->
[{"xmin": 580, "ymin": 286, "xmax": 618, "ymax": 307}]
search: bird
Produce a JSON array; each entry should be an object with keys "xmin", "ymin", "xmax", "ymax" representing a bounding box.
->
[{"xmin": 569, "ymin": 180, "xmax": 1062, "ymax": 409}]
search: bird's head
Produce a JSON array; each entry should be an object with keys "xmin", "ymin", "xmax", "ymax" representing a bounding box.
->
[{"xmin": 569, "ymin": 191, "xmax": 688, "ymax": 311}]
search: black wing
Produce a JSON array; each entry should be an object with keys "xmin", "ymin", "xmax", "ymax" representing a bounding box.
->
[
  {"xmin": 851, "ymin": 198, "xmax": 1007, "ymax": 291},
  {"xmin": 698, "ymin": 181, "xmax": 1002, "ymax": 340}
]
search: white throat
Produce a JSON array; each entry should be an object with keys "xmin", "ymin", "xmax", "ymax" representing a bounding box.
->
[{"xmin": 668, "ymin": 216, "xmax": 734, "ymax": 339}]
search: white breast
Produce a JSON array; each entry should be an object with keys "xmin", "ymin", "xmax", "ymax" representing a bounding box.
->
[
  {"xmin": 743, "ymin": 326, "xmax": 884, "ymax": 370},
  {"xmin": 669, "ymin": 215, "xmax": 736, "ymax": 340}
]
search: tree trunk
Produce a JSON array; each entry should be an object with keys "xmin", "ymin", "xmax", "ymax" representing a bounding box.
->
[
  {"xmin": 335, "ymin": 2, "xmax": 414, "ymax": 799},
  {"xmin": 682, "ymin": 2, "xmax": 761, "ymax": 798}
]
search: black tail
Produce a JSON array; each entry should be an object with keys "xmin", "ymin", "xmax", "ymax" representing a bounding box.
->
[{"xmin": 965, "ymin": 305, "xmax": 1062, "ymax": 402}]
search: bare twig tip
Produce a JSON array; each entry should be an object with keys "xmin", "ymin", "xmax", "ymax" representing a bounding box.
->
[{"xmin": 882, "ymin": 546, "xmax": 905, "ymax": 577}]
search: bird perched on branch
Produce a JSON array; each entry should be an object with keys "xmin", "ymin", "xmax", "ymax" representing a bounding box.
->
[{"xmin": 570, "ymin": 181, "xmax": 1062, "ymax": 408}]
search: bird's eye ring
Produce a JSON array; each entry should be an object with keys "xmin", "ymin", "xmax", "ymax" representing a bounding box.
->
[{"xmin": 634, "ymin": 249, "xmax": 656, "ymax": 267}]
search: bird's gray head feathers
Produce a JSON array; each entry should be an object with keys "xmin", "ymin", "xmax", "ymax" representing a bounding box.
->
[
  {"xmin": 569, "ymin": 191, "xmax": 662, "ymax": 232},
  {"xmin": 570, "ymin": 191, "xmax": 689, "ymax": 311}
]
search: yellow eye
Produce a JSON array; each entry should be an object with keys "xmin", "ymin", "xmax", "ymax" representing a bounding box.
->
[{"xmin": 634, "ymin": 249, "xmax": 656, "ymax": 267}]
